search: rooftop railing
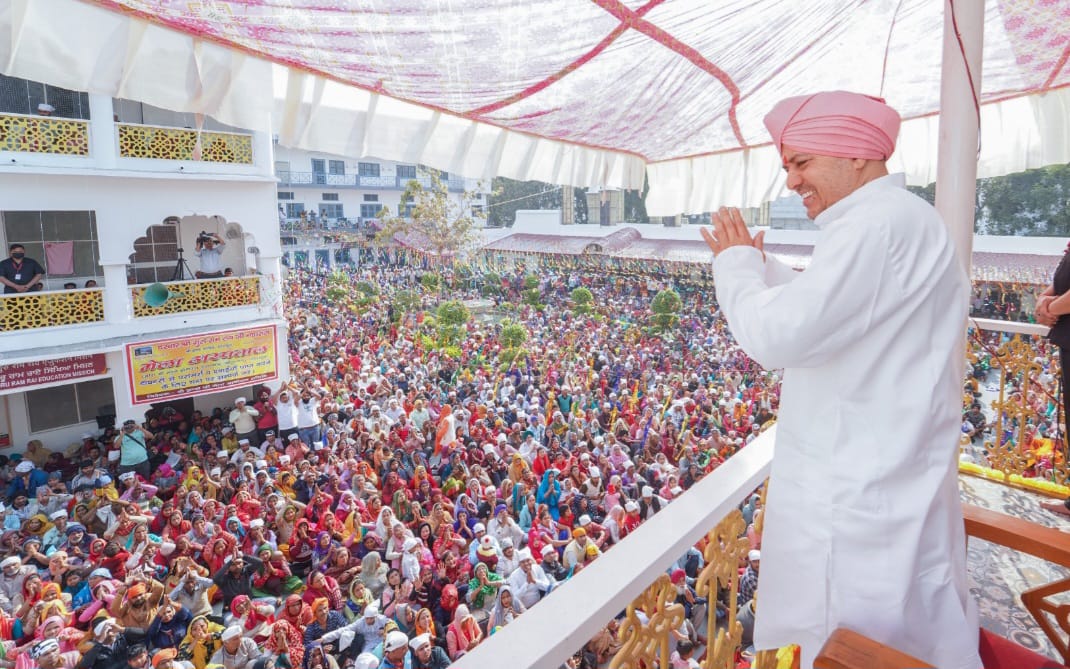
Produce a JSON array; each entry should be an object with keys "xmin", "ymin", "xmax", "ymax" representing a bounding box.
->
[
  {"xmin": 276, "ymin": 171, "xmax": 467, "ymax": 190},
  {"xmin": 0, "ymin": 288, "xmax": 104, "ymax": 332}
]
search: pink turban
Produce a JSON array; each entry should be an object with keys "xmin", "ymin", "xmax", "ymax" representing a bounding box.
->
[{"xmin": 764, "ymin": 91, "xmax": 901, "ymax": 160}]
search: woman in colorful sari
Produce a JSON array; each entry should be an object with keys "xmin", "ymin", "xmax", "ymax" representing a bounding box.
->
[
  {"xmin": 262, "ymin": 619, "xmax": 304, "ymax": 669},
  {"xmin": 176, "ymin": 615, "xmax": 223, "ymax": 669}
]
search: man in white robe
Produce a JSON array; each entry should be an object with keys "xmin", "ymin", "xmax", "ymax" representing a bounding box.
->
[{"xmin": 702, "ymin": 90, "xmax": 981, "ymax": 669}]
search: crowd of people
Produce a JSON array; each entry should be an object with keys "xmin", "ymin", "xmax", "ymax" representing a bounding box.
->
[{"xmin": 0, "ymin": 257, "xmax": 780, "ymax": 669}]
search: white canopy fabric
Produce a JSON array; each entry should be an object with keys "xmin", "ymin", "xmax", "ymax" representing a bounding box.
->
[{"xmin": 2, "ymin": 0, "xmax": 1068, "ymax": 214}]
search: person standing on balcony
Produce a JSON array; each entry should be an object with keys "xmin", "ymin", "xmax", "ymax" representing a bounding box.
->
[
  {"xmin": 702, "ymin": 91, "xmax": 981, "ymax": 669},
  {"xmin": 0, "ymin": 243, "xmax": 45, "ymax": 293},
  {"xmin": 194, "ymin": 232, "xmax": 225, "ymax": 279}
]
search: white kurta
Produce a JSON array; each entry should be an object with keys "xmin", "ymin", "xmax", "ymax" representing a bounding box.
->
[{"xmin": 712, "ymin": 174, "xmax": 980, "ymax": 669}]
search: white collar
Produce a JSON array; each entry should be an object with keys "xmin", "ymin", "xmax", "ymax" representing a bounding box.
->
[{"xmin": 813, "ymin": 172, "xmax": 905, "ymax": 229}]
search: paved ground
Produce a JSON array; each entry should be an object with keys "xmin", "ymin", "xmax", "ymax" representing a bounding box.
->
[{"xmin": 961, "ymin": 474, "xmax": 1070, "ymax": 661}]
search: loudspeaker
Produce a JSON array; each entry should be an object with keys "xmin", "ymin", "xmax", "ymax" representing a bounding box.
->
[{"xmin": 142, "ymin": 283, "xmax": 185, "ymax": 307}]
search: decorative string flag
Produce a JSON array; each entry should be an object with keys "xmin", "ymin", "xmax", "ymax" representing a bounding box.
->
[{"xmin": 44, "ymin": 241, "xmax": 74, "ymax": 275}]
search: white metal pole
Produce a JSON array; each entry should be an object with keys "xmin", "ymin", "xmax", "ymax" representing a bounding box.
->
[{"xmin": 934, "ymin": 0, "xmax": 985, "ymax": 276}]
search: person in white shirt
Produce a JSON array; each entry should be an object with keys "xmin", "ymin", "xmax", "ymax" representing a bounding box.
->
[
  {"xmin": 228, "ymin": 397, "xmax": 260, "ymax": 447},
  {"xmin": 296, "ymin": 386, "xmax": 323, "ymax": 448},
  {"xmin": 273, "ymin": 384, "xmax": 299, "ymax": 442},
  {"xmin": 193, "ymin": 233, "xmax": 226, "ymax": 279},
  {"xmin": 507, "ymin": 549, "xmax": 552, "ymax": 607},
  {"xmin": 702, "ymin": 90, "xmax": 979, "ymax": 669}
]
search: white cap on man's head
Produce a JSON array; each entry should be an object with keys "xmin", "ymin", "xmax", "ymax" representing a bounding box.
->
[
  {"xmin": 234, "ymin": 397, "xmax": 246, "ymax": 404},
  {"xmin": 383, "ymin": 631, "xmax": 409, "ymax": 652},
  {"xmin": 408, "ymin": 632, "xmax": 431, "ymax": 650},
  {"xmin": 353, "ymin": 654, "xmax": 380, "ymax": 669},
  {"xmin": 221, "ymin": 625, "xmax": 243, "ymax": 641}
]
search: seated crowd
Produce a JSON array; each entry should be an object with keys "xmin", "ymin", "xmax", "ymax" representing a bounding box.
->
[{"xmin": 0, "ymin": 260, "xmax": 776, "ymax": 669}]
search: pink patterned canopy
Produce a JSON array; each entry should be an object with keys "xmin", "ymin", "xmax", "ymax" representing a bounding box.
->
[{"xmin": 84, "ymin": 0, "xmax": 1070, "ymax": 164}]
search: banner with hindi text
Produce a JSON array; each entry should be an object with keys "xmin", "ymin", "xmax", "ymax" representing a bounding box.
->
[{"xmin": 126, "ymin": 326, "xmax": 278, "ymax": 404}]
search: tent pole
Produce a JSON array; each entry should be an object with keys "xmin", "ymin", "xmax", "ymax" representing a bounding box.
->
[{"xmin": 934, "ymin": 0, "xmax": 985, "ymax": 277}]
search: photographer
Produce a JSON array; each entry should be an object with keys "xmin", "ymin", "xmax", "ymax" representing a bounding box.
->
[
  {"xmin": 194, "ymin": 231, "xmax": 225, "ymax": 279},
  {"xmin": 114, "ymin": 418, "xmax": 153, "ymax": 480}
]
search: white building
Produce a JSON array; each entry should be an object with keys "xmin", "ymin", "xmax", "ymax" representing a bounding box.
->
[
  {"xmin": 273, "ymin": 146, "xmax": 490, "ymax": 268},
  {"xmin": 0, "ymin": 74, "xmax": 288, "ymax": 451}
]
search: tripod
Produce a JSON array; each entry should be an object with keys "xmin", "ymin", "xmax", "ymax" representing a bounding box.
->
[{"xmin": 171, "ymin": 248, "xmax": 195, "ymax": 281}]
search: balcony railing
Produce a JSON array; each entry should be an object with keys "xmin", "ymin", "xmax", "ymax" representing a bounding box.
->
[
  {"xmin": 0, "ymin": 288, "xmax": 104, "ymax": 332},
  {"xmin": 116, "ymin": 123, "xmax": 253, "ymax": 164},
  {"xmin": 277, "ymin": 171, "xmax": 467, "ymax": 190},
  {"xmin": 453, "ymin": 429, "xmax": 776, "ymax": 669},
  {"xmin": 130, "ymin": 276, "xmax": 261, "ymax": 317},
  {"xmin": 0, "ymin": 112, "xmax": 89, "ymax": 156},
  {"xmin": 961, "ymin": 317, "xmax": 1067, "ymax": 496}
]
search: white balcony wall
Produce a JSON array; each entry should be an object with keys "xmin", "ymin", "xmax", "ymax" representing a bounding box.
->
[
  {"xmin": 1, "ymin": 94, "xmax": 274, "ymax": 178},
  {"xmin": 0, "ymin": 171, "xmax": 283, "ymax": 359}
]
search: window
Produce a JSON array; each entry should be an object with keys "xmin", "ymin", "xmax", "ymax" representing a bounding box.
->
[
  {"xmin": 111, "ymin": 99, "xmax": 241, "ymax": 131},
  {"xmin": 311, "ymin": 159, "xmax": 326, "ymax": 185},
  {"xmin": 320, "ymin": 204, "xmax": 344, "ymax": 219},
  {"xmin": 360, "ymin": 204, "xmax": 383, "ymax": 219},
  {"xmin": 322, "ymin": 193, "xmax": 339, "ymax": 201},
  {"xmin": 328, "ymin": 160, "xmax": 345, "ymax": 175},
  {"xmin": 26, "ymin": 378, "xmax": 114, "ymax": 433},
  {"xmin": 0, "ymin": 75, "xmax": 90, "ymax": 119},
  {"xmin": 2, "ymin": 211, "xmax": 102, "ymax": 288},
  {"xmin": 398, "ymin": 203, "xmax": 416, "ymax": 217},
  {"xmin": 129, "ymin": 222, "xmax": 180, "ymax": 284},
  {"xmin": 362, "ymin": 194, "xmax": 379, "ymax": 202},
  {"xmin": 396, "ymin": 165, "xmax": 417, "ymax": 179},
  {"xmin": 285, "ymin": 203, "xmax": 306, "ymax": 218},
  {"xmin": 278, "ymin": 192, "xmax": 295, "ymax": 201},
  {"xmin": 358, "ymin": 162, "xmax": 380, "ymax": 177}
]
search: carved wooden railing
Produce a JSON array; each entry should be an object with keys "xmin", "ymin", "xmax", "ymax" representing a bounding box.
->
[
  {"xmin": 0, "ymin": 112, "xmax": 89, "ymax": 155},
  {"xmin": 130, "ymin": 276, "xmax": 260, "ymax": 317},
  {"xmin": 0, "ymin": 288, "xmax": 104, "ymax": 331}
]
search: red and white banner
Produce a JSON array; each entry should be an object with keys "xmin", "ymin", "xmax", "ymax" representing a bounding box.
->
[{"xmin": 0, "ymin": 354, "xmax": 107, "ymax": 392}]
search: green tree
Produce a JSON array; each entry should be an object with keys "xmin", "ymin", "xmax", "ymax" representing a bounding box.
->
[
  {"xmin": 374, "ymin": 168, "xmax": 486, "ymax": 257},
  {"xmin": 435, "ymin": 300, "xmax": 470, "ymax": 346},
  {"xmin": 570, "ymin": 286, "xmax": 594, "ymax": 315},
  {"xmin": 500, "ymin": 319, "xmax": 528, "ymax": 349},
  {"xmin": 906, "ymin": 164, "xmax": 1070, "ymax": 236},
  {"xmin": 325, "ymin": 270, "xmax": 348, "ymax": 304},
  {"xmin": 393, "ymin": 290, "xmax": 421, "ymax": 321},
  {"xmin": 487, "ymin": 178, "xmax": 563, "ymax": 227},
  {"xmin": 651, "ymin": 289, "xmax": 682, "ymax": 333},
  {"xmin": 977, "ymin": 165, "xmax": 1070, "ymax": 236},
  {"xmin": 498, "ymin": 319, "xmax": 529, "ymax": 369},
  {"xmin": 420, "ymin": 273, "xmax": 440, "ymax": 291},
  {"xmin": 481, "ymin": 271, "xmax": 501, "ymax": 297}
]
